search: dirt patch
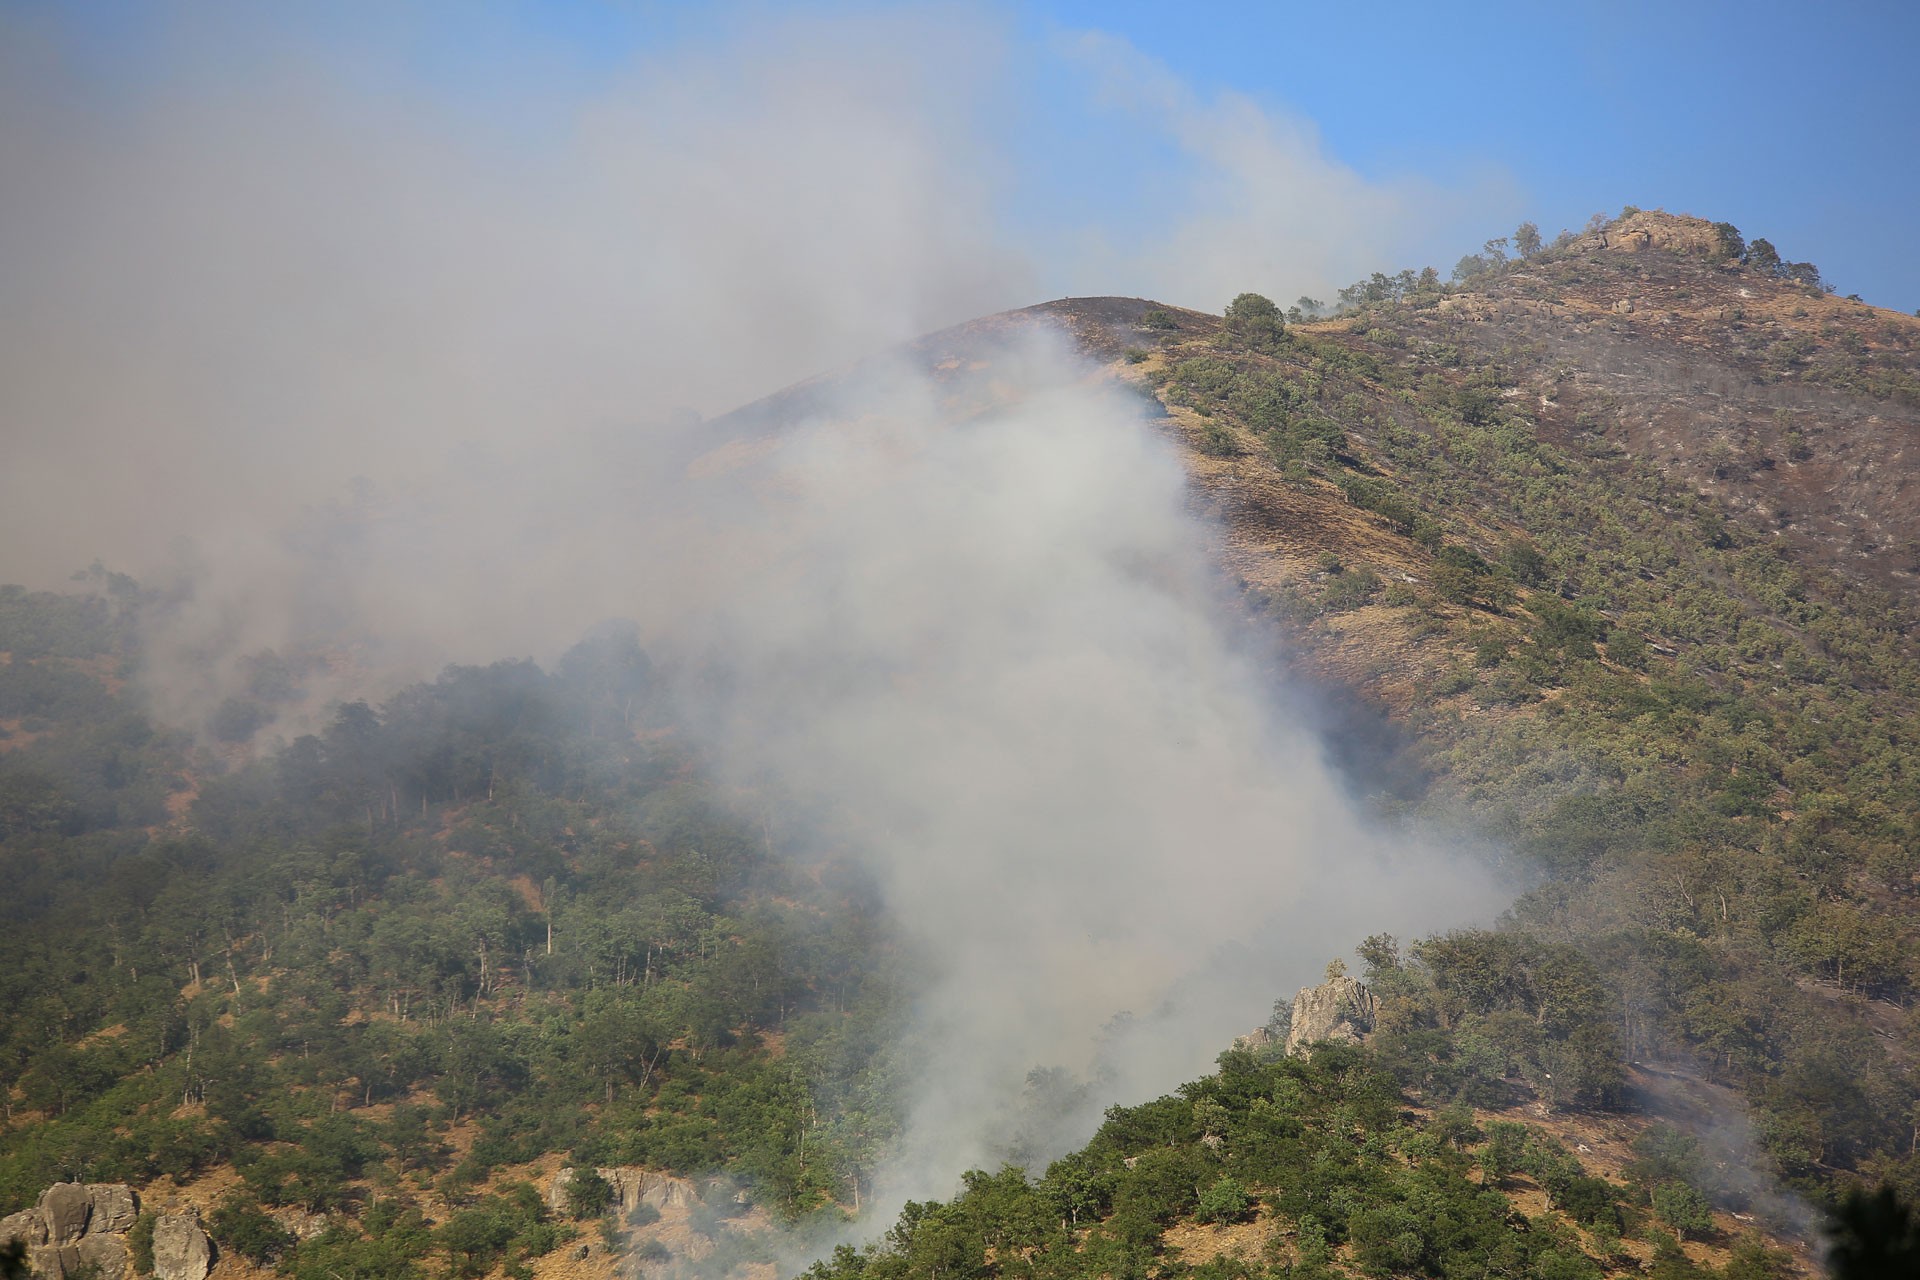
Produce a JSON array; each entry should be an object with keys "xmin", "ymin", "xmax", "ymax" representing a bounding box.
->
[{"xmin": 1161, "ymin": 1212, "xmax": 1282, "ymax": 1267}]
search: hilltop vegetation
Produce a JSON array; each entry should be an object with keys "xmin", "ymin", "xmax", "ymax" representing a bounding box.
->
[{"xmin": 1121, "ymin": 208, "xmax": 1920, "ymax": 1203}]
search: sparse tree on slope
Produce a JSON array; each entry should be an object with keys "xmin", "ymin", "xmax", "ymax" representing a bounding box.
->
[{"xmin": 1223, "ymin": 292, "xmax": 1286, "ymax": 349}]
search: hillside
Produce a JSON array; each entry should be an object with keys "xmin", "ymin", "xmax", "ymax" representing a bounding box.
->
[{"xmin": 4, "ymin": 208, "xmax": 1920, "ymax": 1280}]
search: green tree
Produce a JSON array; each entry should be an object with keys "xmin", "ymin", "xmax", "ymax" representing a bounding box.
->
[
  {"xmin": 1514, "ymin": 221, "xmax": 1543, "ymax": 259},
  {"xmin": 1195, "ymin": 1176, "xmax": 1251, "ymax": 1224},
  {"xmin": 1223, "ymin": 293, "xmax": 1286, "ymax": 350},
  {"xmin": 1652, "ymin": 1180, "xmax": 1714, "ymax": 1240},
  {"xmin": 565, "ymin": 1168, "xmax": 615, "ymax": 1220},
  {"xmin": 127, "ymin": 1213, "xmax": 156, "ymax": 1276},
  {"xmin": 209, "ymin": 1194, "xmax": 296, "ymax": 1265},
  {"xmin": 1481, "ymin": 1122, "xmax": 1528, "ymax": 1185}
]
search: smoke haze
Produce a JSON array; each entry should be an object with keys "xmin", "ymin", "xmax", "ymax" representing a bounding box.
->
[
  {"xmin": 658, "ymin": 332, "xmax": 1496, "ymax": 1217},
  {"xmin": 1, "ymin": 0, "xmax": 1507, "ymax": 1237}
]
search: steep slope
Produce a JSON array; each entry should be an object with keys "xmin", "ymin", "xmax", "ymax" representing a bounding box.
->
[
  {"xmin": 5, "ymin": 210, "xmax": 1920, "ymax": 1280},
  {"xmin": 0, "ymin": 606, "xmax": 905, "ymax": 1280},
  {"xmin": 695, "ymin": 223, "xmax": 1920, "ymax": 1221},
  {"xmin": 802, "ymin": 1035, "xmax": 1815, "ymax": 1280},
  {"xmin": 1400, "ymin": 210, "xmax": 1920, "ymax": 593}
]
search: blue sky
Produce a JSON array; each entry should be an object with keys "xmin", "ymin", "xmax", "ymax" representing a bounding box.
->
[
  {"xmin": 1040, "ymin": 0, "xmax": 1920, "ymax": 308},
  {"xmin": 477, "ymin": 0, "xmax": 1920, "ymax": 309},
  {"xmin": 13, "ymin": 0, "xmax": 1920, "ymax": 312}
]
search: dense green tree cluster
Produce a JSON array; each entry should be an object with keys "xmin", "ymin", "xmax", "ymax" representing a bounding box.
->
[
  {"xmin": 1358, "ymin": 932, "xmax": 1624, "ymax": 1111},
  {"xmin": 0, "ymin": 605, "xmax": 907, "ymax": 1274},
  {"xmin": 803, "ymin": 1046, "xmax": 1796, "ymax": 1280}
]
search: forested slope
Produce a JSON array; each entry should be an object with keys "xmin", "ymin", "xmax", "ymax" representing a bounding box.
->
[
  {"xmin": 1, "ymin": 592, "xmax": 902, "ymax": 1279},
  {"xmin": 1106, "ymin": 212, "xmax": 1920, "ymax": 1211},
  {"xmin": 4, "ymin": 208, "xmax": 1920, "ymax": 1280}
]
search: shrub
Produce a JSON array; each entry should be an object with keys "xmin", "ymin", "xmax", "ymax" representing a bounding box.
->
[
  {"xmin": 1222, "ymin": 293, "xmax": 1286, "ymax": 350},
  {"xmin": 1322, "ymin": 567, "xmax": 1381, "ymax": 613},
  {"xmin": 1481, "ymin": 1122, "xmax": 1528, "ymax": 1185},
  {"xmin": 1196, "ymin": 1176, "xmax": 1252, "ymax": 1224},
  {"xmin": 209, "ymin": 1194, "xmax": 296, "ymax": 1265},
  {"xmin": 1197, "ymin": 421, "xmax": 1241, "ymax": 457},
  {"xmin": 564, "ymin": 1168, "xmax": 615, "ymax": 1220},
  {"xmin": 127, "ymin": 1213, "xmax": 156, "ymax": 1276},
  {"xmin": 1713, "ymin": 223, "xmax": 1745, "ymax": 262}
]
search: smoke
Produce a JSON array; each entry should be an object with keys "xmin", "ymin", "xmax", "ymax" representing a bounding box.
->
[
  {"xmin": 640, "ymin": 326, "xmax": 1497, "ymax": 1223},
  {"xmin": 0, "ymin": 6, "xmax": 1522, "ymax": 624},
  {"xmin": 1044, "ymin": 31, "xmax": 1521, "ymax": 311},
  {"xmin": 0, "ymin": 2, "xmax": 1029, "ymax": 603},
  {"xmin": 0, "ymin": 0, "xmax": 1507, "ymax": 1247}
]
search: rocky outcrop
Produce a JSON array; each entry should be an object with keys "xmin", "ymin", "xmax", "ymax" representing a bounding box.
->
[
  {"xmin": 0, "ymin": 1185, "xmax": 221, "ymax": 1280},
  {"xmin": 1230, "ymin": 976, "xmax": 1380, "ymax": 1060},
  {"xmin": 0, "ymin": 1184, "xmax": 143, "ymax": 1280},
  {"xmin": 1573, "ymin": 211, "xmax": 1724, "ymax": 259},
  {"xmin": 86, "ymin": 1187, "xmax": 138, "ymax": 1236},
  {"xmin": 1231, "ymin": 1024, "xmax": 1279, "ymax": 1053},
  {"xmin": 547, "ymin": 1167, "xmax": 698, "ymax": 1218},
  {"xmin": 74, "ymin": 1234, "xmax": 129, "ymax": 1279},
  {"xmin": 151, "ymin": 1212, "xmax": 212, "ymax": 1280},
  {"xmin": 39, "ymin": 1187, "xmax": 92, "ymax": 1248},
  {"xmin": 0, "ymin": 1209, "xmax": 48, "ymax": 1251},
  {"xmin": 1232, "ymin": 996, "xmax": 1293, "ymax": 1055},
  {"xmin": 1282, "ymin": 975, "xmax": 1379, "ymax": 1056}
]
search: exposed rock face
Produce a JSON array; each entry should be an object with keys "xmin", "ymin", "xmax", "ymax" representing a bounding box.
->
[
  {"xmin": 1231, "ymin": 1025, "xmax": 1279, "ymax": 1053},
  {"xmin": 1, "ymin": 1184, "xmax": 140, "ymax": 1280},
  {"xmin": 1232, "ymin": 996, "xmax": 1293, "ymax": 1055},
  {"xmin": 75, "ymin": 1234, "xmax": 129, "ymax": 1278},
  {"xmin": 38, "ymin": 1186, "xmax": 92, "ymax": 1246},
  {"xmin": 547, "ymin": 1167, "xmax": 698, "ymax": 1218},
  {"xmin": 152, "ymin": 1212, "xmax": 212, "ymax": 1280},
  {"xmin": 1283, "ymin": 976, "xmax": 1379, "ymax": 1056},
  {"xmin": 1573, "ymin": 211, "xmax": 1724, "ymax": 258},
  {"xmin": 86, "ymin": 1187, "xmax": 137, "ymax": 1236},
  {"xmin": 0, "ymin": 1209, "xmax": 48, "ymax": 1250}
]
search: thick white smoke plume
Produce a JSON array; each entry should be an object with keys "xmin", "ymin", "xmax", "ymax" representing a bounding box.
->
[
  {"xmin": 0, "ymin": 0, "xmax": 1505, "ymax": 1243},
  {"xmin": 660, "ymin": 331, "xmax": 1496, "ymax": 1218}
]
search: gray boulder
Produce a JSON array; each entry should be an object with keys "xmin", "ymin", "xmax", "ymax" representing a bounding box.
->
[
  {"xmin": 37, "ymin": 1186, "xmax": 91, "ymax": 1246},
  {"xmin": 0, "ymin": 1209, "xmax": 48, "ymax": 1249},
  {"xmin": 1283, "ymin": 975, "xmax": 1379, "ymax": 1056},
  {"xmin": 75, "ymin": 1232, "xmax": 130, "ymax": 1279},
  {"xmin": 85, "ymin": 1186, "xmax": 138, "ymax": 1235},
  {"xmin": 152, "ymin": 1213, "xmax": 212, "ymax": 1280},
  {"xmin": 1, "ymin": 1182, "xmax": 142, "ymax": 1280},
  {"xmin": 26, "ymin": 1244, "xmax": 77, "ymax": 1280}
]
